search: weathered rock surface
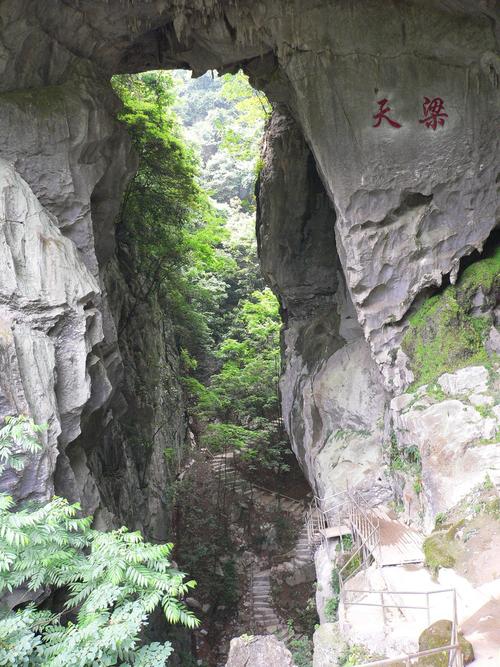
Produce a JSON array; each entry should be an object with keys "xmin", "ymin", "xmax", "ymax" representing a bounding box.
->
[
  {"xmin": 0, "ymin": 3, "xmax": 498, "ymax": 662},
  {"xmin": 0, "ymin": 0, "xmax": 497, "ymax": 519},
  {"xmin": 0, "ymin": 55, "xmax": 186, "ymax": 537},
  {"xmin": 312, "ymin": 622, "xmax": 347, "ymax": 667},
  {"xmin": 0, "ymin": 158, "xmax": 100, "ymax": 501},
  {"xmin": 258, "ymin": 107, "xmax": 390, "ymax": 502},
  {"xmin": 392, "ymin": 363, "xmax": 500, "ymax": 526},
  {"xmin": 314, "ymin": 543, "xmax": 337, "ymax": 624},
  {"xmin": 1, "ymin": 0, "xmax": 498, "ymax": 383},
  {"xmin": 225, "ymin": 634, "xmax": 296, "ymax": 667},
  {"xmin": 438, "ymin": 366, "xmax": 490, "ymax": 396},
  {"xmin": 419, "ymin": 620, "xmax": 474, "ymax": 666}
]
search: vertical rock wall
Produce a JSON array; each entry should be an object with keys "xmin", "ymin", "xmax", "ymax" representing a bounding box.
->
[
  {"xmin": 257, "ymin": 108, "xmax": 390, "ymax": 501},
  {"xmin": 0, "ymin": 68, "xmax": 186, "ymax": 537},
  {"xmin": 0, "ymin": 0, "xmax": 498, "ymax": 545}
]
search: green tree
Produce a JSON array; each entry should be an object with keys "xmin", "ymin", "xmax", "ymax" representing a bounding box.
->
[
  {"xmin": 113, "ymin": 72, "xmax": 234, "ymax": 362},
  {"xmin": 192, "ymin": 289, "xmax": 289, "ymax": 473},
  {"xmin": 218, "ymin": 71, "xmax": 271, "ymax": 163},
  {"xmin": 0, "ymin": 416, "xmax": 199, "ymax": 666}
]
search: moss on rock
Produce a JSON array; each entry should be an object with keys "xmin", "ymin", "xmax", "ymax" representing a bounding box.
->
[
  {"xmin": 402, "ymin": 246, "xmax": 500, "ymax": 389},
  {"xmin": 0, "ymin": 85, "xmax": 71, "ymax": 117},
  {"xmin": 423, "ymin": 523, "xmax": 462, "ymax": 575},
  {"xmin": 458, "ymin": 246, "xmax": 500, "ymax": 299},
  {"xmin": 418, "ymin": 620, "xmax": 474, "ymax": 666}
]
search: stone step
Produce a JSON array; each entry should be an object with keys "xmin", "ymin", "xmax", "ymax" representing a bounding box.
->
[
  {"xmin": 256, "ymin": 616, "xmax": 280, "ymax": 625},
  {"xmin": 255, "ymin": 614, "xmax": 279, "ymax": 623}
]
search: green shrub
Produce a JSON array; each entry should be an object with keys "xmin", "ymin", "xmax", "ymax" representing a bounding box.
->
[
  {"xmin": 331, "ymin": 567, "xmax": 340, "ymax": 595},
  {"xmin": 0, "ymin": 416, "xmax": 199, "ymax": 666},
  {"xmin": 289, "ymin": 636, "xmax": 313, "ymax": 667},
  {"xmin": 339, "ymin": 644, "xmax": 383, "ymax": 666},
  {"xmin": 324, "ymin": 596, "xmax": 339, "ymax": 621}
]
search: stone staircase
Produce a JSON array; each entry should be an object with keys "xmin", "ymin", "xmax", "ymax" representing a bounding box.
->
[
  {"xmin": 250, "ymin": 569, "xmax": 282, "ymax": 632},
  {"xmin": 208, "ymin": 450, "xmax": 311, "ymax": 643},
  {"xmin": 292, "ymin": 523, "xmax": 313, "ymax": 568}
]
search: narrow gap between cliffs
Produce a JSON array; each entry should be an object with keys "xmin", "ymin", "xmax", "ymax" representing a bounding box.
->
[{"xmin": 112, "ymin": 70, "xmax": 317, "ymax": 666}]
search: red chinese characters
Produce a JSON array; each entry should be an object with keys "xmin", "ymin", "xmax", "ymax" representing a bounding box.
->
[
  {"xmin": 372, "ymin": 98, "xmax": 402, "ymax": 128},
  {"xmin": 419, "ymin": 96, "xmax": 448, "ymax": 130},
  {"xmin": 372, "ymin": 96, "xmax": 449, "ymax": 130}
]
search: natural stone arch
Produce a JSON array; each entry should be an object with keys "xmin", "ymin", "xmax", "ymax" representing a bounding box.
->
[{"xmin": 0, "ymin": 0, "xmax": 498, "ymax": 531}]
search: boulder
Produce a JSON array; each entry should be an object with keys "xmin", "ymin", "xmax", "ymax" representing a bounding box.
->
[
  {"xmin": 313, "ymin": 623, "xmax": 347, "ymax": 667},
  {"xmin": 418, "ymin": 620, "xmax": 474, "ymax": 666},
  {"xmin": 226, "ymin": 635, "xmax": 296, "ymax": 667},
  {"xmin": 438, "ymin": 367, "xmax": 490, "ymax": 396}
]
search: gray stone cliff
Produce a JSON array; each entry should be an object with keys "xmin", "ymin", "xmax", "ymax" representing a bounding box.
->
[{"xmin": 0, "ymin": 0, "xmax": 498, "ymax": 565}]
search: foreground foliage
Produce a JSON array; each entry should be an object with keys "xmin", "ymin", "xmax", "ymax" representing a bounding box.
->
[{"xmin": 0, "ymin": 416, "xmax": 198, "ymax": 666}]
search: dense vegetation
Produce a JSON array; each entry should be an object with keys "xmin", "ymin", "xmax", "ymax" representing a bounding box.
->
[
  {"xmin": 113, "ymin": 70, "xmax": 288, "ymax": 474},
  {"xmin": 0, "ymin": 416, "xmax": 198, "ymax": 666}
]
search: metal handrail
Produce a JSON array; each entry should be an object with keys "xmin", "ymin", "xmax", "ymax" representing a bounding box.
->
[
  {"xmin": 308, "ymin": 489, "xmax": 381, "ymax": 564},
  {"xmin": 354, "ymin": 642, "xmax": 463, "ymax": 667},
  {"xmin": 338, "ymin": 523, "xmax": 378, "ymax": 592},
  {"xmin": 249, "ymin": 481, "xmax": 307, "ymax": 506},
  {"xmin": 211, "ymin": 455, "xmax": 308, "ymax": 508},
  {"xmin": 317, "ymin": 488, "xmax": 351, "ymax": 504},
  {"xmin": 343, "ymin": 588, "xmax": 461, "ymax": 666},
  {"xmin": 342, "ymin": 588, "xmax": 457, "ymax": 629}
]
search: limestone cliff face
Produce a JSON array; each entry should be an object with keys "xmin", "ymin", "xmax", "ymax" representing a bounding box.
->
[
  {"xmin": 0, "ymin": 0, "xmax": 498, "ymax": 538},
  {"xmin": 0, "ymin": 68, "xmax": 186, "ymax": 537},
  {"xmin": 257, "ymin": 108, "xmax": 389, "ymax": 501}
]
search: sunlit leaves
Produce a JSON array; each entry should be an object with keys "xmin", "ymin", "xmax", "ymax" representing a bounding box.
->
[
  {"xmin": 0, "ymin": 417, "xmax": 199, "ymax": 665},
  {"xmin": 218, "ymin": 71, "xmax": 271, "ymax": 163},
  {"xmin": 0, "ymin": 414, "xmax": 44, "ymax": 475}
]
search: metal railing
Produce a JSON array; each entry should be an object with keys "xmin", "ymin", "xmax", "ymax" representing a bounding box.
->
[
  {"xmin": 354, "ymin": 642, "xmax": 463, "ymax": 667},
  {"xmin": 342, "ymin": 587, "xmax": 455, "ymax": 624},
  {"xmin": 343, "ymin": 589, "xmax": 462, "ymax": 667},
  {"xmin": 339, "ymin": 491, "xmax": 381, "ymax": 592},
  {"xmin": 209, "ymin": 451, "xmax": 308, "ymax": 511},
  {"xmin": 306, "ymin": 489, "xmax": 350, "ymax": 550},
  {"xmin": 309, "ymin": 488, "xmax": 463, "ymax": 667},
  {"xmin": 306, "ymin": 489, "xmax": 381, "ymax": 592}
]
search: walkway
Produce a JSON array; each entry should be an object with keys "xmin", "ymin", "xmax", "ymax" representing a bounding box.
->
[
  {"xmin": 208, "ymin": 450, "xmax": 313, "ymax": 642},
  {"xmin": 370, "ymin": 507, "xmax": 424, "ymax": 567},
  {"xmin": 309, "ymin": 492, "xmax": 424, "ymax": 570}
]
